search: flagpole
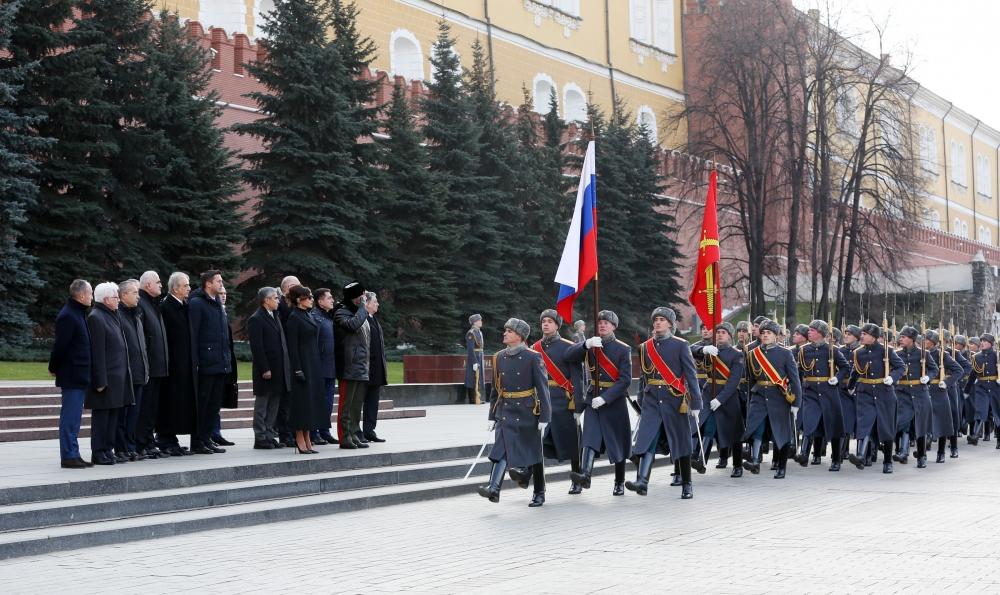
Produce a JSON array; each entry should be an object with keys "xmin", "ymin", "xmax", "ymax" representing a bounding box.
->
[{"xmin": 590, "ymin": 122, "xmax": 601, "ymax": 404}]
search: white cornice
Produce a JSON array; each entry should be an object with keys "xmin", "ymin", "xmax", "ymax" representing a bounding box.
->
[
  {"xmin": 974, "ymin": 123, "xmax": 1000, "ymax": 147},
  {"xmin": 921, "ymin": 191, "xmax": 1000, "ymax": 227},
  {"xmin": 945, "ymin": 106, "xmax": 978, "ymax": 135},
  {"xmin": 912, "ymin": 87, "xmax": 951, "ymax": 120}
]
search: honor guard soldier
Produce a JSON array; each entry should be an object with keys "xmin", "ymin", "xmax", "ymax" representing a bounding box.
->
[
  {"xmin": 741, "ymin": 319, "xmax": 802, "ymax": 478},
  {"xmin": 746, "ymin": 316, "xmax": 768, "ymax": 352},
  {"xmin": 533, "ymin": 309, "xmax": 585, "ymax": 494},
  {"xmin": 839, "ymin": 325, "xmax": 863, "ymax": 463},
  {"xmin": 625, "ymin": 308, "xmax": 703, "ymax": 499},
  {"xmin": 923, "ymin": 330, "xmax": 962, "ymax": 463},
  {"xmin": 465, "ymin": 315, "xmax": 486, "ymax": 404},
  {"xmin": 793, "ymin": 320, "xmax": 851, "ymax": 471},
  {"xmin": 566, "ymin": 310, "xmax": 633, "ymax": 496},
  {"xmin": 963, "ymin": 336, "xmax": 980, "ymax": 440},
  {"xmin": 892, "ymin": 326, "xmax": 936, "ymax": 468},
  {"xmin": 478, "ymin": 319, "xmax": 552, "ymax": 507},
  {"xmin": 951, "ymin": 334, "xmax": 972, "ymax": 453},
  {"xmin": 693, "ymin": 325, "xmax": 714, "ymax": 392},
  {"xmin": 696, "ymin": 322, "xmax": 747, "ymax": 477},
  {"xmin": 847, "ymin": 323, "xmax": 904, "ymax": 473},
  {"xmin": 965, "ymin": 333, "xmax": 1000, "ymax": 446},
  {"xmin": 789, "ymin": 323, "xmax": 822, "ymax": 463}
]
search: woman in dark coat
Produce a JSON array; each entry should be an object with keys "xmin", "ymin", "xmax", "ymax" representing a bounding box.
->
[{"xmin": 285, "ymin": 286, "xmax": 326, "ymax": 454}]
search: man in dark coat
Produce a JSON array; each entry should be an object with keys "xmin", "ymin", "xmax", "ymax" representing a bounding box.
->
[
  {"xmin": 950, "ymin": 334, "xmax": 972, "ymax": 456},
  {"xmin": 311, "ymin": 288, "xmax": 338, "ymax": 445},
  {"xmin": 847, "ymin": 323, "xmax": 905, "ymax": 473},
  {"xmin": 49, "ymin": 279, "xmax": 93, "ymax": 469},
  {"xmin": 333, "ymin": 281, "xmax": 377, "ymax": 449},
  {"xmin": 158, "ymin": 272, "xmax": 197, "ymax": 456},
  {"xmin": 117, "ymin": 280, "xmax": 149, "ymax": 462},
  {"xmin": 533, "ymin": 309, "xmax": 584, "ymax": 493},
  {"xmin": 464, "ymin": 314, "xmax": 485, "ymax": 404},
  {"xmin": 86, "ymin": 282, "xmax": 135, "ymax": 465},
  {"xmin": 247, "ymin": 287, "xmax": 291, "ymax": 449},
  {"xmin": 965, "ymin": 333, "xmax": 1000, "ymax": 445},
  {"xmin": 925, "ymin": 330, "xmax": 962, "ymax": 463},
  {"xmin": 361, "ymin": 294, "xmax": 388, "ymax": 443},
  {"xmin": 693, "ymin": 322, "xmax": 746, "ymax": 478},
  {"xmin": 893, "ymin": 326, "xmax": 936, "ymax": 468},
  {"xmin": 187, "ymin": 270, "xmax": 232, "ymax": 454},
  {"xmin": 627, "ymin": 307, "xmax": 702, "ymax": 499},
  {"xmin": 566, "ymin": 310, "xmax": 632, "ymax": 496},
  {"xmin": 136, "ymin": 271, "xmax": 169, "ymax": 458},
  {"xmin": 478, "ymin": 318, "xmax": 551, "ymax": 507},
  {"xmin": 792, "ymin": 320, "xmax": 850, "ymax": 471},
  {"xmin": 838, "ymin": 325, "xmax": 863, "ymax": 463}
]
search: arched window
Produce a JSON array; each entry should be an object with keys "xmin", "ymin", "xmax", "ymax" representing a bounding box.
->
[
  {"xmin": 200, "ymin": 0, "xmax": 247, "ymax": 35},
  {"xmin": 637, "ymin": 105, "xmax": 658, "ymax": 145},
  {"xmin": 918, "ymin": 125, "xmax": 938, "ymax": 174},
  {"xmin": 925, "ymin": 209, "xmax": 941, "ymax": 230},
  {"xmin": 532, "ymin": 74, "xmax": 556, "ymax": 115},
  {"xmin": 563, "ymin": 83, "xmax": 586, "ymax": 122},
  {"xmin": 976, "ymin": 153, "xmax": 993, "ymax": 198},
  {"xmin": 252, "ymin": 0, "xmax": 275, "ymax": 39},
  {"xmin": 390, "ymin": 29, "xmax": 424, "ymax": 82},
  {"xmin": 950, "ymin": 140, "xmax": 967, "ymax": 186}
]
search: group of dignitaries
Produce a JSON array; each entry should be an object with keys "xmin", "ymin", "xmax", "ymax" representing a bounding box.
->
[
  {"xmin": 471, "ymin": 308, "xmax": 1000, "ymax": 507},
  {"xmin": 49, "ymin": 272, "xmax": 387, "ymax": 469}
]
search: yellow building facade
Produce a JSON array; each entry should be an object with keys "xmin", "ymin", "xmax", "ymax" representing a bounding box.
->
[{"xmin": 158, "ymin": 0, "xmax": 687, "ymax": 147}]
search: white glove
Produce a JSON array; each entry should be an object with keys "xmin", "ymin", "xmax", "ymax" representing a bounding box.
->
[
  {"xmin": 487, "ymin": 421, "xmax": 495, "ymax": 432},
  {"xmin": 848, "ymin": 388, "xmax": 856, "ymax": 396},
  {"xmin": 591, "ymin": 396, "xmax": 606, "ymax": 409},
  {"xmin": 791, "ymin": 406, "xmax": 799, "ymax": 416},
  {"xmin": 827, "ymin": 377, "xmax": 839, "ymax": 386},
  {"xmin": 573, "ymin": 412, "xmax": 581, "ymax": 423},
  {"xmin": 702, "ymin": 345, "xmax": 719, "ymax": 357},
  {"xmin": 939, "ymin": 381, "xmax": 947, "ymax": 390},
  {"xmin": 691, "ymin": 410, "xmax": 700, "ymax": 423},
  {"xmin": 710, "ymin": 398, "xmax": 721, "ymax": 411},
  {"xmin": 538, "ymin": 422, "xmax": 548, "ymax": 434},
  {"xmin": 995, "ymin": 379, "xmax": 1000, "ymax": 386},
  {"xmin": 919, "ymin": 375, "xmax": 930, "ymax": 385},
  {"xmin": 883, "ymin": 376, "xmax": 894, "ymax": 386},
  {"xmin": 585, "ymin": 336, "xmax": 603, "ymax": 349},
  {"xmin": 473, "ymin": 363, "xmax": 479, "ymax": 372}
]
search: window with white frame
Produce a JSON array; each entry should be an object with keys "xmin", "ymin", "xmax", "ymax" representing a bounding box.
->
[
  {"xmin": 979, "ymin": 225, "xmax": 993, "ymax": 245},
  {"xmin": 629, "ymin": 0, "xmax": 675, "ymax": 53},
  {"xmin": 563, "ymin": 84, "xmax": 586, "ymax": 122},
  {"xmin": 835, "ymin": 87, "xmax": 858, "ymax": 136},
  {"xmin": 532, "ymin": 74, "xmax": 556, "ymax": 115},
  {"xmin": 950, "ymin": 140, "xmax": 967, "ymax": 186},
  {"xmin": 390, "ymin": 29, "xmax": 424, "ymax": 82},
  {"xmin": 637, "ymin": 106, "xmax": 658, "ymax": 145},
  {"xmin": 954, "ymin": 218, "xmax": 969, "ymax": 238},
  {"xmin": 918, "ymin": 125, "xmax": 938, "ymax": 174},
  {"xmin": 976, "ymin": 153, "xmax": 993, "ymax": 198},
  {"xmin": 925, "ymin": 208, "xmax": 941, "ymax": 230}
]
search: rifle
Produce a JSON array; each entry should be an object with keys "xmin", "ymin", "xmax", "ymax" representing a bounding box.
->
[
  {"xmin": 920, "ymin": 316, "xmax": 927, "ymax": 379},
  {"xmin": 939, "ymin": 320, "xmax": 946, "ymax": 383},
  {"xmin": 883, "ymin": 312, "xmax": 890, "ymax": 378}
]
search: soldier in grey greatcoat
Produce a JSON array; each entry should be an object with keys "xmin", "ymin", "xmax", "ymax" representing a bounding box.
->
[
  {"xmin": 847, "ymin": 323, "xmax": 905, "ymax": 473},
  {"xmin": 465, "ymin": 314, "xmax": 486, "ymax": 404},
  {"xmin": 478, "ymin": 318, "xmax": 552, "ymax": 507},
  {"xmin": 964, "ymin": 333, "xmax": 1000, "ymax": 446},
  {"xmin": 892, "ymin": 326, "xmax": 936, "ymax": 468},
  {"xmin": 923, "ymin": 330, "xmax": 962, "ymax": 463},
  {"xmin": 792, "ymin": 320, "xmax": 850, "ymax": 471}
]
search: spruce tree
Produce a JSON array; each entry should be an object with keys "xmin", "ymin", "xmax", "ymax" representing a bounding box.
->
[
  {"xmin": 0, "ymin": 0, "xmax": 46, "ymax": 348},
  {"xmin": 379, "ymin": 82, "xmax": 459, "ymax": 348},
  {"xmin": 235, "ymin": 0, "xmax": 366, "ymax": 298}
]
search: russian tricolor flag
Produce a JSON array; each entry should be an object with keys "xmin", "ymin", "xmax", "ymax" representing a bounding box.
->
[{"xmin": 554, "ymin": 141, "xmax": 598, "ymax": 323}]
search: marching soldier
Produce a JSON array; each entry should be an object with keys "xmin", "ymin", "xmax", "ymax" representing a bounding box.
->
[
  {"xmin": 789, "ymin": 323, "xmax": 823, "ymax": 465},
  {"xmin": 697, "ymin": 322, "xmax": 747, "ymax": 478},
  {"xmin": 847, "ymin": 323, "xmax": 904, "ymax": 473},
  {"xmin": 951, "ymin": 334, "xmax": 972, "ymax": 453},
  {"xmin": 892, "ymin": 326, "xmax": 936, "ymax": 468},
  {"xmin": 478, "ymin": 318, "xmax": 551, "ymax": 506},
  {"xmin": 465, "ymin": 314, "xmax": 486, "ymax": 404},
  {"xmin": 533, "ymin": 310, "xmax": 585, "ymax": 494},
  {"xmin": 626, "ymin": 307, "xmax": 702, "ymax": 498},
  {"xmin": 964, "ymin": 335, "xmax": 980, "ymax": 440},
  {"xmin": 965, "ymin": 333, "xmax": 1000, "ymax": 446},
  {"xmin": 924, "ymin": 330, "xmax": 962, "ymax": 463},
  {"xmin": 567, "ymin": 310, "xmax": 633, "ymax": 496},
  {"xmin": 741, "ymin": 319, "xmax": 802, "ymax": 478},
  {"xmin": 839, "ymin": 325, "xmax": 863, "ymax": 463},
  {"xmin": 793, "ymin": 321, "xmax": 850, "ymax": 471}
]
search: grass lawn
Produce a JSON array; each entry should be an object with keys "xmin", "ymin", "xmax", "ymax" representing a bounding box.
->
[{"xmin": 0, "ymin": 360, "xmax": 406, "ymax": 384}]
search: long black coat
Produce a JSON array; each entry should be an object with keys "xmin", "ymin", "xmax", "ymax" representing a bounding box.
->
[
  {"xmin": 487, "ymin": 345, "xmax": 552, "ymax": 467},
  {"xmin": 633, "ymin": 334, "xmax": 703, "ymax": 460},
  {"xmin": 565, "ymin": 336, "xmax": 632, "ymax": 464},
  {"xmin": 120, "ymin": 305, "xmax": 149, "ymax": 386},
  {"xmin": 742, "ymin": 344, "xmax": 803, "ymax": 449},
  {"xmin": 534, "ymin": 335, "xmax": 584, "ymax": 461},
  {"xmin": 849, "ymin": 343, "xmax": 904, "ymax": 442},
  {"xmin": 311, "ymin": 308, "xmax": 337, "ymax": 380},
  {"xmin": 247, "ymin": 307, "xmax": 291, "ymax": 396},
  {"xmin": 159, "ymin": 295, "xmax": 198, "ymax": 435},
  {"xmin": 691, "ymin": 343, "xmax": 745, "ymax": 449},
  {"xmin": 368, "ymin": 314, "xmax": 388, "ymax": 387},
  {"xmin": 49, "ymin": 298, "xmax": 91, "ymax": 390},
  {"xmin": 894, "ymin": 347, "xmax": 936, "ymax": 437},
  {"xmin": 84, "ymin": 304, "xmax": 134, "ymax": 410},
  {"xmin": 796, "ymin": 342, "xmax": 850, "ymax": 439},
  {"xmin": 138, "ymin": 289, "xmax": 169, "ymax": 378},
  {"xmin": 286, "ymin": 308, "xmax": 329, "ymax": 430},
  {"xmin": 188, "ymin": 289, "xmax": 232, "ymax": 376}
]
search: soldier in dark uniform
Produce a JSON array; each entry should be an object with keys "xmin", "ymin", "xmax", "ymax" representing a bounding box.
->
[
  {"xmin": 923, "ymin": 330, "xmax": 962, "ymax": 463},
  {"xmin": 965, "ymin": 333, "xmax": 1000, "ymax": 446},
  {"xmin": 697, "ymin": 322, "xmax": 747, "ymax": 477},
  {"xmin": 465, "ymin": 314, "xmax": 486, "ymax": 404},
  {"xmin": 793, "ymin": 321, "xmax": 851, "ymax": 471},
  {"xmin": 789, "ymin": 323, "xmax": 823, "ymax": 465},
  {"xmin": 691, "ymin": 323, "xmax": 739, "ymax": 472},
  {"xmin": 951, "ymin": 334, "xmax": 972, "ymax": 455},
  {"xmin": 963, "ymin": 335, "xmax": 980, "ymax": 441},
  {"xmin": 893, "ymin": 326, "xmax": 936, "ymax": 468},
  {"xmin": 566, "ymin": 310, "xmax": 633, "ymax": 496},
  {"xmin": 741, "ymin": 319, "xmax": 802, "ymax": 478},
  {"xmin": 839, "ymin": 325, "xmax": 863, "ymax": 463},
  {"xmin": 625, "ymin": 307, "xmax": 702, "ymax": 498},
  {"xmin": 478, "ymin": 318, "xmax": 552, "ymax": 506},
  {"xmin": 533, "ymin": 309, "xmax": 585, "ymax": 494},
  {"xmin": 847, "ymin": 323, "xmax": 904, "ymax": 473}
]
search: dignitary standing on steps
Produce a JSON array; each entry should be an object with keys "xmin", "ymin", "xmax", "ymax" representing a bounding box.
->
[
  {"xmin": 188, "ymin": 271, "xmax": 232, "ymax": 455},
  {"xmin": 310, "ymin": 289, "xmax": 339, "ymax": 445},
  {"xmin": 892, "ymin": 326, "xmax": 936, "ymax": 468},
  {"xmin": 965, "ymin": 333, "xmax": 1000, "ymax": 445},
  {"xmin": 334, "ymin": 282, "xmax": 377, "ymax": 449},
  {"xmin": 158, "ymin": 272, "xmax": 197, "ymax": 456},
  {"xmin": 626, "ymin": 307, "xmax": 702, "ymax": 499},
  {"xmin": 86, "ymin": 283, "xmax": 135, "ymax": 466},
  {"xmin": 741, "ymin": 319, "xmax": 802, "ymax": 479},
  {"xmin": 566, "ymin": 310, "xmax": 633, "ymax": 496},
  {"xmin": 847, "ymin": 324, "xmax": 904, "ymax": 473},
  {"xmin": 478, "ymin": 318, "xmax": 551, "ymax": 507},
  {"xmin": 793, "ymin": 321, "xmax": 850, "ymax": 472},
  {"xmin": 50, "ymin": 279, "xmax": 94, "ymax": 469},
  {"xmin": 247, "ymin": 287, "xmax": 291, "ymax": 449},
  {"xmin": 465, "ymin": 314, "xmax": 485, "ymax": 404},
  {"xmin": 532, "ymin": 310, "xmax": 584, "ymax": 494},
  {"xmin": 136, "ymin": 272, "xmax": 169, "ymax": 459},
  {"xmin": 692, "ymin": 322, "xmax": 746, "ymax": 478},
  {"xmin": 924, "ymin": 330, "xmax": 962, "ymax": 463},
  {"xmin": 117, "ymin": 280, "xmax": 149, "ymax": 462},
  {"xmin": 360, "ymin": 293, "xmax": 388, "ymax": 444},
  {"xmin": 285, "ymin": 286, "xmax": 328, "ymax": 454}
]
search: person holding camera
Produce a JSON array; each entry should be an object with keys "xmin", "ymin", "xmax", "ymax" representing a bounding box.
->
[{"xmin": 334, "ymin": 282, "xmax": 378, "ymax": 449}]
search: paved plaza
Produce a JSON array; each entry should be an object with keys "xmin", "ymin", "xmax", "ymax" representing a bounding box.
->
[{"xmin": 3, "ymin": 427, "xmax": 1000, "ymax": 594}]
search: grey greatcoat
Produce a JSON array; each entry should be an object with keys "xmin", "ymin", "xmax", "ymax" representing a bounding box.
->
[
  {"xmin": 894, "ymin": 347, "xmax": 937, "ymax": 438},
  {"xmin": 565, "ymin": 336, "xmax": 632, "ymax": 464},
  {"xmin": 633, "ymin": 334, "xmax": 704, "ymax": 460},
  {"xmin": 85, "ymin": 304, "xmax": 135, "ymax": 411},
  {"xmin": 533, "ymin": 335, "xmax": 584, "ymax": 462},
  {"xmin": 928, "ymin": 348, "xmax": 962, "ymax": 438},
  {"xmin": 465, "ymin": 328, "xmax": 486, "ymax": 395},
  {"xmin": 691, "ymin": 342, "xmax": 746, "ymax": 449},
  {"xmin": 742, "ymin": 344, "xmax": 803, "ymax": 449},
  {"xmin": 965, "ymin": 348, "xmax": 1000, "ymax": 423},
  {"xmin": 849, "ymin": 343, "xmax": 904, "ymax": 442},
  {"xmin": 952, "ymin": 349, "xmax": 972, "ymax": 431},
  {"xmin": 796, "ymin": 342, "xmax": 850, "ymax": 439},
  {"xmin": 487, "ymin": 345, "xmax": 552, "ymax": 467},
  {"xmin": 839, "ymin": 342, "xmax": 860, "ymax": 435}
]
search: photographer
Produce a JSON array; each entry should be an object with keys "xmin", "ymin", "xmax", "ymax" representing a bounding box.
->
[{"xmin": 333, "ymin": 282, "xmax": 378, "ymax": 449}]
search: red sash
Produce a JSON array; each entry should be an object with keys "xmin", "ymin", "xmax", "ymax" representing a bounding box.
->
[
  {"xmin": 532, "ymin": 341, "xmax": 573, "ymax": 395},
  {"xmin": 752, "ymin": 347, "xmax": 787, "ymax": 389},
  {"xmin": 712, "ymin": 355, "xmax": 731, "ymax": 380},
  {"xmin": 643, "ymin": 338, "xmax": 686, "ymax": 394},
  {"xmin": 594, "ymin": 347, "xmax": 620, "ymax": 381}
]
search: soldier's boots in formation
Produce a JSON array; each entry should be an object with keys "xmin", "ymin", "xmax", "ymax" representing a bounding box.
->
[
  {"xmin": 569, "ymin": 447, "xmax": 596, "ymax": 490},
  {"xmin": 892, "ymin": 434, "xmax": 911, "ymax": 464},
  {"xmin": 742, "ymin": 438, "xmax": 764, "ymax": 475},
  {"xmin": 612, "ymin": 462, "xmax": 625, "ymax": 496},
  {"xmin": 794, "ymin": 434, "xmax": 812, "ymax": 467},
  {"xmin": 881, "ymin": 441, "xmax": 894, "ymax": 474},
  {"xmin": 624, "ymin": 452, "xmax": 654, "ymax": 496},
  {"xmin": 478, "ymin": 458, "xmax": 508, "ymax": 503},
  {"xmin": 848, "ymin": 436, "xmax": 870, "ymax": 470}
]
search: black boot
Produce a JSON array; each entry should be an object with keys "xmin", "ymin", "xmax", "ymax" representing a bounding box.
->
[
  {"xmin": 915, "ymin": 436, "xmax": 927, "ymax": 468},
  {"xmin": 612, "ymin": 461, "xmax": 625, "ymax": 496},
  {"xmin": 730, "ymin": 442, "xmax": 744, "ymax": 477},
  {"xmin": 742, "ymin": 438, "xmax": 763, "ymax": 475},
  {"xmin": 528, "ymin": 491, "xmax": 545, "ymax": 507},
  {"xmin": 625, "ymin": 452, "xmax": 654, "ymax": 496},
  {"xmin": 968, "ymin": 421, "xmax": 983, "ymax": 445},
  {"xmin": 679, "ymin": 456, "xmax": 694, "ymax": 499},
  {"xmin": 985, "ymin": 419, "xmax": 994, "ymax": 441},
  {"xmin": 949, "ymin": 434, "xmax": 959, "ymax": 458},
  {"xmin": 794, "ymin": 434, "xmax": 811, "ymax": 467},
  {"xmin": 774, "ymin": 445, "xmax": 790, "ymax": 479},
  {"xmin": 570, "ymin": 447, "xmax": 595, "ymax": 489},
  {"xmin": 829, "ymin": 437, "xmax": 842, "ymax": 472},
  {"xmin": 811, "ymin": 437, "xmax": 824, "ymax": 465},
  {"xmin": 716, "ymin": 447, "xmax": 729, "ymax": 469},
  {"xmin": 478, "ymin": 458, "xmax": 507, "ymax": 502},
  {"xmin": 882, "ymin": 442, "xmax": 894, "ymax": 473},
  {"xmin": 848, "ymin": 436, "xmax": 869, "ymax": 470},
  {"xmin": 670, "ymin": 460, "xmax": 682, "ymax": 486},
  {"xmin": 893, "ymin": 434, "xmax": 910, "ymax": 464},
  {"xmin": 841, "ymin": 434, "xmax": 852, "ymax": 462},
  {"xmin": 691, "ymin": 438, "xmax": 707, "ymax": 474},
  {"xmin": 508, "ymin": 467, "xmax": 531, "ymax": 489},
  {"xmin": 770, "ymin": 441, "xmax": 779, "ymax": 470},
  {"xmin": 568, "ymin": 455, "xmax": 583, "ymax": 494}
]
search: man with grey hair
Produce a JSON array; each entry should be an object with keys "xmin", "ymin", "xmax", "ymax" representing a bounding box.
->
[
  {"xmin": 117, "ymin": 279, "xmax": 149, "ymax": 462},
  {"xmin": 158, "ymin": 272, "xmax": 197, "ymax": 456},
  {"xmin": 247, "ymin": 286, "xmax": 290, "ymax": 448},
  {"xmin": 86, "ymin": 282, "xmax": 134, "ymax": 465},
  {"xmin": 50, "ymin": 279, "xmax": 94, "ymax": 468},
  {"xmin": 136, "ymin": 271, "xmax": 169, "ymax": 458}
]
